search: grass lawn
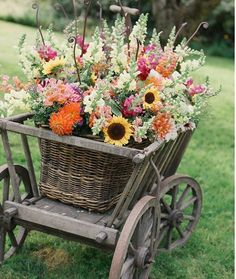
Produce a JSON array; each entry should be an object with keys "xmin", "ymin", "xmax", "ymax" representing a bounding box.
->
[{"xmin": 0, "ymin": 21, "xmax": 234, "ymax": 279}]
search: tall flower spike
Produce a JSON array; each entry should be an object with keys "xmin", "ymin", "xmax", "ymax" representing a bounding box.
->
[
  {"xmin": 80, "ymin": 0, "xmax": 93, "ymax": 58},
  {"xmin": 54, "ymin": 3, "xmax": 69, "ymax": 19},
  {"xmin": 184, "ymin": 22, "xmax": 209, "ymax": 48},
  {"xmin": 32, "ymin": 3, "xmax": 45, "ymax": 45},
  {"xmin": 68, "ymin": 36, "xmax": 81, "ymax": 84}
]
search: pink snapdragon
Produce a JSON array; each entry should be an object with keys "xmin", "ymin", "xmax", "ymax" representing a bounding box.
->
[
  {"xmin": 138, "ymin": 44, "xmax": 160, "ymax": 81},
  {"xmin": 37, "ymin": 45, "xmax": 57, "ymax": 62},
  {"xmin": 76, "ymin": 35, "xmax": 89, "ymax": 54},
  {"xmin": 122, "ymin": 95, "xmax": 143, "ymax": 118},
  {"xmin": 185, "ymin": 79, "xmax": 206, "ymax": 96}
]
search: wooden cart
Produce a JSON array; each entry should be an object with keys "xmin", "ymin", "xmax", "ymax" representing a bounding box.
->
[{"xmin": 0, "ymin": 113, "xmax": 202, "ymax": 278}]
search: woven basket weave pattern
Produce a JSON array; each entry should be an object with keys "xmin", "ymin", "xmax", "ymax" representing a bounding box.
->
[{"xmin": 39, "ymin": 139, "xmax": 136, "ymax": 212}]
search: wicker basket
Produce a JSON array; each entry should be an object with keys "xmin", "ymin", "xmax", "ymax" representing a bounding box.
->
[{"xmin": 39, "ymin": 138, "xmax": 148, "ymax": 212}]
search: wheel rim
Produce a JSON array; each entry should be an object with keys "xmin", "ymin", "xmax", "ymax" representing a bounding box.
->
[
  {"xmin": 157, "ymin": 175, "xmax": 202, "ymax": 251},
  {"xmin": 0, "ymin": 165, "xmax": 32, "ymax": 263},
  {"xmin": 109, "ymin": 196, "xmax": 160, "ymax": 279}
]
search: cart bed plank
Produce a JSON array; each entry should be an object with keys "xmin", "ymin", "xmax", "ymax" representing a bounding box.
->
[{"xmin": 4, "ymin": 199, "xmax": 117, "ymax": 246}]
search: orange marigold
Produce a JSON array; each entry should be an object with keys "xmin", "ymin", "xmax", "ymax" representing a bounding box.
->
[
  {"xmin": 59, "ymin": 102, "xmax": 82, "ymax": 123},
  {"xmin": 49, "ymin": 112, "xmax": 74, "ymax": 136},
  {"xmin": 152, "ymin": 113, "xmax": 172, "ymax": 140},
  {"xmin": 156, "ymin": 51, "xmax": 178, "ymax": 78}
]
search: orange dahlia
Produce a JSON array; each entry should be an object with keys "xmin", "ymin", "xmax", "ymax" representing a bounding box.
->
[
  {"xmin": 156, "ymin": 51, "xmax": 178, "ymax": 78},
  {"xmin": 49, "ymin": 112, "xmax": 74, "ymax": 136},
  {"xmin": 152, "ymin": 113, "xmax": 172, "ymax": 140},
  {"xmin": 59, "ymin": 102, "xmax": 82, "ymax": 123}
]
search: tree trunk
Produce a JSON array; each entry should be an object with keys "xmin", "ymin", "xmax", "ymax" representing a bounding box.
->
[{"xmin": 152, "ymin": 0, "xmax": 221, "ymax": 40}]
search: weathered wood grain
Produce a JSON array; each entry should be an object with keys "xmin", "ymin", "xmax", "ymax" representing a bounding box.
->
[
  {"xmin": 0, "ymin": 120, "xmax": 141, "ymax": 159},
  {"xmin": 5, "ymin": 201, "xmax": 118, "ymax": 247}
]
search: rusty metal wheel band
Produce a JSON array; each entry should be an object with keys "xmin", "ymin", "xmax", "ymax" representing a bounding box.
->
[
  {"xmin": 109, "ymin": 195, "xmax": 160, "ymax": 279},
  {"xmin": 157, "ymin": 175, "xmax": 202, "ymax": 251}
]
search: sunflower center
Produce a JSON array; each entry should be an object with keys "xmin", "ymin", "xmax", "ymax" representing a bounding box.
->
[
  {"xmin": 107, "ymin": 123, "xmax": 126, "ymax": 141},
  {"xmin": 145, "ymin": 92, "xmax": 155, "ymax": 104}
]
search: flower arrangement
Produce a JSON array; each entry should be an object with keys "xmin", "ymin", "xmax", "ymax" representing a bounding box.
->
[{"xmin": 0, "ymin": 3, "xmax": 220, "ymax": 147}]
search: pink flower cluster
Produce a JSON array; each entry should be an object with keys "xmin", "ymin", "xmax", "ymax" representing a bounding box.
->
[
  {"xmin": 37, "ymin": 45, "xmax": 57, "ymax": 62},
  {"xmin": 122, "ymin": 95, "xmax": 143, "ymax": 117},
  {"xmin": 37, "ymin": 79, "xmax": 82, "ymax": 106},
  {"xmin": 185, "ymin": 79, "xmax": 206, "ymax": 96},
  {"xmin": 138, "ymin": 44, "xmax": 160, "ymax": 81},
  {"xmin": 76, "ymin": 35, "xmax": 89, "ymax": 54}
]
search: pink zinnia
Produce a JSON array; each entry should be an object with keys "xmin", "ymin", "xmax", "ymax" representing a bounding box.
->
[
  {"xmin": 122, "ymin": 95, "xmax": 143, "ymax": 118},
  {"xmin": 37, "ymin": 45, "xmax": 57, "ymax": 62}
]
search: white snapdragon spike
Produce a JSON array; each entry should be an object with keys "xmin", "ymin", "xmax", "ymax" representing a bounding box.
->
[
  {"xmin": 92, "ymin": 117, "xmax": 106, "ymax": 136},
  {"xmin": 134, "ymin": 117, "xmax": 154, "ymax": 143},
  {"xmin": 83, "ymin": 91, "xmax": 97, "ymax": 113},
  {"xmin": 130, "ymin": 14, "xmax": 148, "ymax": 50},
  {"xmin": 83, "ymin": 28, "xmax": 106, "ymax": 64},
  {"xmin": 181, "ymin": 56, "xmax": 205, "ymax": 72},
  {"xmin": 2, "ymin": 89, "xmax": 31, "ymax": 116}
]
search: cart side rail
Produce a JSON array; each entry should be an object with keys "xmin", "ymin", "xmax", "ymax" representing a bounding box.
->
[{"xmin": 0, "ymin": 116, "xmax": 164, "ymax": 162}]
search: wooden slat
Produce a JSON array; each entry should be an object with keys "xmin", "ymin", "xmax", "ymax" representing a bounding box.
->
[
  {"xmin": 0, "ymin": 120, "xmax": 141, "ymax": 159},
  {"xmin": 4, "ymin": 113, "xmax": 34, "ymax": 123},
  {"xmin": 163, "ymin": 131, "xmax": 193, "ymax": 177},
  {"xmin": 1, "ymin": 131, "xmax": 21, "ymax": 203},
  {"xmin": 5, "ymin": 201, "xmax": 118, "ymax": 246},
  {"xmin": 21, "ymin": 134, "xmax": 39, "ymax": 197}
]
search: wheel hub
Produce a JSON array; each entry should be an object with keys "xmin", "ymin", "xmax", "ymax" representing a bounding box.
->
[
  {"xmin": 169, "ymin": 210, "xmax": 184, "ymax": 227},
  {"xmin": 135, "ymin": 247, "xmax": 152, "ymax": 269}
]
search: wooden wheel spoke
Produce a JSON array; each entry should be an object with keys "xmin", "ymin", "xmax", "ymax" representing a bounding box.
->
[
  {"xmin": 0, "ymin": 228, "xmax": 6, "ymax": 263},
  {"xmin": 161, "ymin": 213, "xmax": 169, "ymax": 220},
  {"xmin": 171, "ymin": 185, "xmax": 179, "ymax": 209},
  {"xmin": 121, "ymin": 256, "xmax": 135, "ymax": 279},
  {"xmin": 3, "ymin": 176, "xmax": 10, "ymax": 205},
  {"xmin": 160, "ymin": 220, "xmax": 168, "ymax": 230},
  {"xmin": 180, "ymin": 196, "xmax": 197, "ymax": 211},
  {"xmin": 166, "ymin": 227, "xmax": 173, "ymax": 249},
  {"xmin": 176, "ymin": 225, "xmax": 184, "ymax": 239},
  {"xmin": 183, "ymin": 215, "xmax": 195, "ymax": 221},
  {"xmin": 161, "ymin": 198, "xmax": 172, "ymax": 214},
  {"xmin": 176, "ymin": 185, "xmax": 191, "ymax": 208},
  {"xmin": 7, "ymin": 231, "xmax": 18, "ymax": 248},
  {"xmin": 137, "ymin": 209, "xmax": 153, "ymax": 246}
]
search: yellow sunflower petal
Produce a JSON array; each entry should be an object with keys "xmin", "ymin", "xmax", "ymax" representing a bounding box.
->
[{"xmin": 104, "ymin": 116, "xmax": 132, "ymax": 146}]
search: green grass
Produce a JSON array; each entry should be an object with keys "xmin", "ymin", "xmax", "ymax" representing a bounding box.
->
[{"xmin": 0, "ymin": 21, "xmax": 234, "ymax": 279}]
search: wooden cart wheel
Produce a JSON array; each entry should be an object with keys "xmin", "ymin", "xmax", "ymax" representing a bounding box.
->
[
  {"xmin": 157, "ymin": 175, "xmax": 202, "ymax": 251},
  {"xmin": 0, "ymin": 165, "xmax": 33, "ymax": 263},
  {"xmin": 109, "ymin": 196, "xmax": 160, "ymax": 279}
]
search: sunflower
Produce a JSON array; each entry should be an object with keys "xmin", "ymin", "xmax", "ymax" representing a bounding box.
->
[
  {"xmin": 43, "ymin": 57, "xmax": 66, "ymax": 75},
  {"xmin": 143, "ymin": 87, "xmax": 161, "ymax": 110},
  {"xmin": 104, "ymin": 117, "xmax": 133, "ymax": 146}
]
